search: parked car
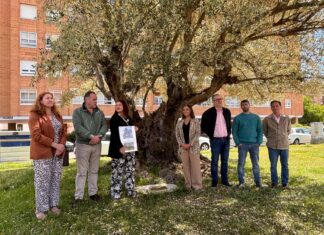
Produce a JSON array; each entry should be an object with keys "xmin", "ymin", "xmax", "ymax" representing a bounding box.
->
[
  {"xmin": 100, "ymin": 132, "xmax": 265, "ymax": 154},
  {"xmin": 102, "ymin": 132, "xmax": 214, "ymax": 153},
  {"xmin": 199, "ymin": 135, "xmax": 267, "ymax": 150},
  {"xmin": 199, "ymin": 136, "xmax": 210, "ymax": 150},
  {"xmin": 101, "ymin": 132, "xmax": 111, "ymax": 156},
  {"xmin": 229, "ymin": 134, "xmax": 267, "ymax": 147},
  {"xmin": 200, "ymin": 135, "xmax": 239, "ymax": 150},
  {"xmin": 289, "ymin": 128, "xmax": 311, "ymax": 144}
]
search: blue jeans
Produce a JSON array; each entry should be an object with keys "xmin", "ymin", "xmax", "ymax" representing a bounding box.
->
[
  {"xmin": 237, "ymin": 144, "xmax": 261, "ymax": 185},
  {"xmin": 268, "ymin": 148, "xmax": 289, "ymax": 186},
  {"xmin": 210, "ymin": 138, "xmax": 230, "ymax": 185}
]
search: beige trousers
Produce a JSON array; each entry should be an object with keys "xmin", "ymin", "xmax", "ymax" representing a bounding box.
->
[
  {"xmin": 181, "ymin": 149, "xmax": 203, "ymax": 190},
  {"xmin": 74, "ymin": 143, "xmax": 101, "ymax": 199}
]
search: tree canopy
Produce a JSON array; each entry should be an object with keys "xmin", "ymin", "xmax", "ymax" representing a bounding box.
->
[
  {"xmin": 40, "ymin": 0, "xmax": 324, "ymax": 105},
  {"xmin": 38, "ymin": 0, "xmax": 324, "ymax": 163}
]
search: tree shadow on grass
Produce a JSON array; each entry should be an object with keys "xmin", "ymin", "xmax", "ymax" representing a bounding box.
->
[
  {"xmin": 119, "ymin": 176, "xmax": 324, "ymax": 234},
  {"xmin": 90, "ymin": 162, "xmax": 324, "ymax": 234}
]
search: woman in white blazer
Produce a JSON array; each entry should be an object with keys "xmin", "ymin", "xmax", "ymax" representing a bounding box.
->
[{"xmin": 175, "ymin": 104, "xmax": 203, "ymax": 190}]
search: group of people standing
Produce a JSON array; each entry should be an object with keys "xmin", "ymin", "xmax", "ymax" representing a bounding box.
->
[
  {"xmin": 71, "ymin": 92, "xmax": 138, "ymax": 205},
  {"xmin": 176, "ymin": 94, "xmax": 291, "ymax": 192},
  {"xmin": 28, "ymin": 91, "xmax": 136, "ymax": 220},
  {"xmin": 28, "ymin": 91, "xmax": 291, "ymax": 220}
]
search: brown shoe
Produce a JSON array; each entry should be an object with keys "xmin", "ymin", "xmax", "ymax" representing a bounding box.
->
[
  {"xmin": 50, "ymin": 207, "xmax": 61, "ymax": 215},
  {"xmin": 36, "ymin": 212, "xmax": 46, "ymax": 220}
]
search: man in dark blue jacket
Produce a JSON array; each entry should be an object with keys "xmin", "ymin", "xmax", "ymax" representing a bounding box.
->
[{"xmin": 201, "ymin": 94, "xmax": 232, "ymax": 188}]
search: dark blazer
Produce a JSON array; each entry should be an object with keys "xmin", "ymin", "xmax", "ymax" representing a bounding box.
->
[
  {"xmin": 28, "ymin": 112, "xmax": 67, "ymax": 160},
  {"xmin": 108, "ymin": 112, "xmax": 133, "ymax": 159},
  {"xmin": 201, "ymin": 107, "xmax": 231, "ymax": 140}
]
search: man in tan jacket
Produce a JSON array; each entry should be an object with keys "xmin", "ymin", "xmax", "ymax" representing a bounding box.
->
[{"xmin": 263, "ymin": 100, "xmax": 291, "ymax": 188}]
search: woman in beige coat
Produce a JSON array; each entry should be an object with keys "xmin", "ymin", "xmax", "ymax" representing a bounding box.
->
[{"xmin": 175, "ymin": 104, "xmax": 203, "ymax": 190}]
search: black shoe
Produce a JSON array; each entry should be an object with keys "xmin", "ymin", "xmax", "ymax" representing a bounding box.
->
[
  {"xmin": 222, "ymin": 182, "xmax": 232, "ymax": 187},
  {"xmin": 282, "ymin": 184, "xmax": 289, "ymax": 189},
  {"xmin": 211, "ymin": 182, "xmax": 217, "ymax": 189},
  {"xmin": 89, "ymin": 194, "xmax": 101, "ymax": 201},
  {"xmin": 71, "ymin": 199, "xmax": 82, "ymax": 208},
  {"xmin": 271, "ymin": 183, "xmax": 278, "ymax": 188},
  {"xmin": 256, "ymin": 183, "xmax": 262, "ymax": 188}
]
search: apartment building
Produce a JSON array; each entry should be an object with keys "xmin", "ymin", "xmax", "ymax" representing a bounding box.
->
[{"xmin": 0, "ymin": 1, "xmax": 304, "ymax": 132}]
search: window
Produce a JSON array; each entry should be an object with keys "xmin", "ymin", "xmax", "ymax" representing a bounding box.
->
[
  {"xmin": 303, "ymin": 129, "xmax": 310, "ymax": 134},
  {"xmin": 71, "ymin": 89, "xmax": 83, "ymax": 104},
  {"xmin": 225, "ymin": 97, "xmax": 240, "ymax": 108},
  {"xmin": 45, "ymin": 10, "xmax": 61, "ymax": 22},
  {"xmin": 285, "ymin": 99, "xmax": 291, "ymax": 108},
  {"xmin": 97, "ymin": 92, "xmax": 115, "ymax": 105},
  {"xmin": 20, "ymin": 89, "xmax": 37, "ymax": 104},
  {"xmin": 20, "ymin": 32, "xmax": 37, "ymax": 48},
  {"xmin": 20, "ymin": 4, "xmax": 37, "ymax": 20},
  {"xmin": 45, "ymin": 34, "xmax": 59, "ymax": 49},
  {"xmin": 20, "ymin": 61, "xmax": 36, "ymax": 76},
  {"xmin": 72, "ymin": 95, "xmax": 83, "ymax": 104},
  {"xmin": 198, "ymin": 98, "xmax": 212, "ymax": 107},
  {"xmin": 153, "ymin": 96, "xmax": 163, "ymax": 105},
  {"xmin": 17, "ymin": 124, "xmax": 23, "ymax": 131},
  {"xmin": 50, "ymin": 90, "xmax": 62, "ymax": 104},
  {"xmin": 105, "ymin": 95, "xmax": 115, "ymax": 105},
  {"xmin": 251, "ymin": 100, "xmax": 271, "ymax": 108},
  {"xmin": 135, "ymin": 97, "xmax": 144, "ymax": 106}
]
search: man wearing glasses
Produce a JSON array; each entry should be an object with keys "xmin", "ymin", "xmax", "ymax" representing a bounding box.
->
[{"xmin": 201, "ymin": 94, "xmax": 232, "ymax": 188}]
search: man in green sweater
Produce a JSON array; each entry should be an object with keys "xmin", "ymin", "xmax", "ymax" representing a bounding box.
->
[
  {"xmin": 232, "ymin": 100, "xmax": 263, "ymax": 188},
  {"xmin": 72, "ymin": 91, "xmax": 107, "ymax": 204}
]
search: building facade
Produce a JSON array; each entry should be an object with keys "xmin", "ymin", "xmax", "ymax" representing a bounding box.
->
[{"xmin": 0, "ymin": 0, "xmax": 304, "ymax": 132}]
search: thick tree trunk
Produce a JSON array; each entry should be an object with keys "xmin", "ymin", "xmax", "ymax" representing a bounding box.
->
[{"xmin": 137, "ymin": 102, "xmax": 181, "ymax": 166}]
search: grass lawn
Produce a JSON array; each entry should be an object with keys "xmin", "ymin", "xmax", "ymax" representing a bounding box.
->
[{"xmin": 0, "ymin": 144, "xmax": 323, "ymax": 234}]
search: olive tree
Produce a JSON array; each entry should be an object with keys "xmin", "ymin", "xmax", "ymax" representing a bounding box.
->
[{"xmin": 39, "ymin": 0, "xmax": 324, "ymax": 164}]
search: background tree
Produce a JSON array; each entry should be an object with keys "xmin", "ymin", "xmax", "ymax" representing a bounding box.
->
[
  {"xmin": 299, "ymin": 96, "xmax": 324, "ymax": 124},
  {"xmin": 38, "ymin": 0, "xmax": 324, "ymax": 164}
]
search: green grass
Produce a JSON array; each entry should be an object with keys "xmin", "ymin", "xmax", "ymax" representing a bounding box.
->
[{"xmin": 0, "ymin": 144, "xmax": 323, "ymax": 234}]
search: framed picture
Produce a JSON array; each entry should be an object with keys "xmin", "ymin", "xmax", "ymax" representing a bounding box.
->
[{"xmin": 118, "ymin": 126, "xmax": 138, "ymax": 152}]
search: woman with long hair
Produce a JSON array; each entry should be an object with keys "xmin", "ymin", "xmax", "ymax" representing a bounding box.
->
[
  {"xmin": 28, "ymin": 92, "xmax": 66, "ymax": 220},
  {"xmin": 175, "ymin": 104, "xmax": 203, "ymax": 190},
  {"xmin": 108, "ymin": 100, "xmax": 137, "ymax": 199}
]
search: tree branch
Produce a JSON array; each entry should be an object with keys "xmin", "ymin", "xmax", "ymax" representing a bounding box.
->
[
  {"xmin": 169, "ymin": 32, "xmax": 180, "ymax": 53},
  {"xmin": 245, "ymin": 1, "xmax": 324, "ymax": 42},
  {"xmin": 271, "ymin": 1, "xmax": 324, "ymax": 16},
  {"xmin": 235, "ymin": 75, "xmax": 324, "ymax": 84}
]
